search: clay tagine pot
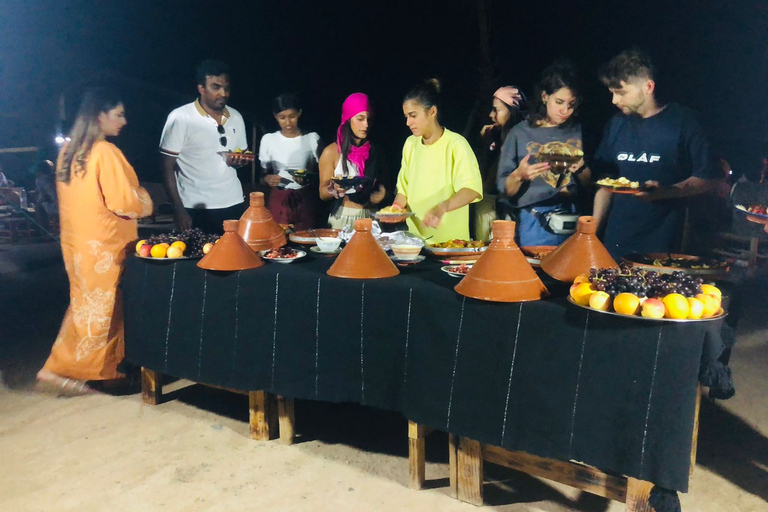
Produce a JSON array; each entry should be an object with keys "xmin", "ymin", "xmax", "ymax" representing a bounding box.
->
[
  {"xmin": 238, "ymin": 192, "xmax": 286, "ymax": 251},
  {"xmin": 540, "ymin": 216, "xmax": 617, "ymax": 282},
  {"xmin": 455, "ymin": 220, "xmax": 548, "ymax": 302},
  {"xmin": 327, "ymin": 218, "xmax": 399, "ymax": 279},
  {"xmin": 198, "ymin": 220, "xmax": 264, "ymax": 271}
]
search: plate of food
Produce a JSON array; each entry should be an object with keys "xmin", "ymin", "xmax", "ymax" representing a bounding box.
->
[
  {"xmin": 425, "ymin": 240, "xmax": 487, "ymax": 257},
  {"xmin": 622, "ymin": 252, "xmax": 729, "ymax": 276},
  {"xmin": 331, "ymin": 176, "xmax": 370, "ymax": 188},
  {"xmin": 373, "ymin": 205, "xmax": 415, "ymax": 223},
  {"xmin": 735, "ymin": 204, "xmax": 768, "ymax": 224},
  {"xmin": 289, "ymin": 229, "xmax": 341, "ymax": 244},
  {"xmin": 219, "ymin": 149, "xmax": 256, "ymax": 160},
  {"xmin": 441, "ymin": 263, "xmax": 473, "ymax": 278},
  {"xmin": 260, "ymin": 247, "xmax": 306, "ymax": 263},
  {"xmin": 520, "ymin": 245, "xmax": 557, "ymax": 266},
  {"xmin": 135, "ymin": 230, "xmax": 218, "ymax": 260},
  {"xmin": 596, "ymin": 177, "xmax": 650, "ymax": 194},
  {"xmin": 532, "ymin": 141, "xmax": 584, "ymax": 175}
]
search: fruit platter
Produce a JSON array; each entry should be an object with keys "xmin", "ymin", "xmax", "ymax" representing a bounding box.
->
[
  {"xmin": 521, "ymin": 245, "xmax": 557, "ymax": 267},
  {"xmin": 260, "ymin": 247, "xmax": 306, "ymax": 263},
  {"xmin": 735, "ymin": 204, "xmax": 768, "ymax": 224},
  {"xmin": 623, "ymin": 252, "xmax": 729, "ymax": 277},
  {"xmin": 135, "ymin": 229, "xmax": 219, "ymax": 260},
  {"xmin": 425, "ymin": 239, "xmax": 487, "ymax": 258},
  {"xmin": 568, "ymin": 264, "xmax": 726, "ymax": 322},
  {"xmin": 441, "ymin": 263, "xmax": 473, "ymax": 278},
  {"xmin": 596, "ymin": 177, "xmax": 649, "ymax": 194}
]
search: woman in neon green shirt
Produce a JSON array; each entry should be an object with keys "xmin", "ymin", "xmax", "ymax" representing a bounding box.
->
[{"xmin": 392, "ymin": 79, "xmax": 483, "ymax": 243}]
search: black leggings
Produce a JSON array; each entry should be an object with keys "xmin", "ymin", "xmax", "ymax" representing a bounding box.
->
[{"xmin": 186, "ymin": 201, "xmax": 247, "ymax": 235}]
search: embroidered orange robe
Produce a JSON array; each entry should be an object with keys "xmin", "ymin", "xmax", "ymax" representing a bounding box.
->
[{"xmin": 43, "ymin": 140, "xmax": 152, "ymax": 380}]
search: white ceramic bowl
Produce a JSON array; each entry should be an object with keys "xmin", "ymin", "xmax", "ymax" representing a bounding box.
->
[
  {"xmin": 391, "ymin": 244, "xmax": 422, "ymax": 259},
  {"xmin": 316, "ymin": 237, "xmax": 342, "ymax": 252}
]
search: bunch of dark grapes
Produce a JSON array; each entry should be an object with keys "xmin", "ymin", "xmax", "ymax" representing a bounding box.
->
[
  {"xmin": 588, "ymin": 264, "xmax": 703, "ymax": 298},
  {"xmin": 145, "ymin": 228, "xmax": 219, "ymax": 256}
]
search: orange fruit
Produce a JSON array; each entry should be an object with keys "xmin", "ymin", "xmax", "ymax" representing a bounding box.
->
[
  {"xmin": 686, "ymin": 297, "xmax": 704, "ymax": 319},
  {"xmin": 170, "ymin": 241, "xmax": 186, "ymax": 253},
  {"xmin": 662, "ymin": 293, "xmax": 690, "ymax": 319},
  {"xmin": 695, "ymin": 293, "xmax": 721, "ymax": 318},
  {"xmin": 150, "ymin": 244, "xmax": 168, "ymax": 258},
  {"xmin": 570, "ymin": 282, "xmax": 595, "ymax": 305},
  {"xmin": 700, "ymin": 284, "xmax": 721, "ymax": 298},
  {"xmin": 203, "ymin": 243, "xmax": 214, "ymax": 254},
  {"xmin": 135, "ymin": 239, "xmax": 147, "ymax": 254},
  {"xmin": 166, "ymin": 245, "xmax": 184, "ymax": 259},
  {"xmin": 613, "ymin": 292, "xmax": 641, "ymax": 316}
]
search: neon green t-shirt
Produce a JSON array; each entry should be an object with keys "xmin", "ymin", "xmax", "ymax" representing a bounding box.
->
[{"xmin": 396, "ymin": 128, "xmax": 483, "ymax": 243}]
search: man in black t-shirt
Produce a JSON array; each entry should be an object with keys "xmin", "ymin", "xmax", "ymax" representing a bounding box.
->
[{"xmin": 592, "ymin": 49, "xmax": 720, "ymax": 258}]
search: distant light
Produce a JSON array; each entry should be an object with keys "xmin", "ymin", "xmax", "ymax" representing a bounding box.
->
[{"xmin": 55, "ymin": 134, "xmax": 71, "ymax": 145}]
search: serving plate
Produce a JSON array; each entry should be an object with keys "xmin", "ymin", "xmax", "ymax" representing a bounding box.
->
[
  {"xmin": 441, "ymin": 264, "xmax": 473, "ymax": 278},
  {"xmin": 259, "ymin": 249, "xmax": 307, "ymax": 263},
  {"xmin": 310, "ymin": 246, "xmax": 341, "ymax": 256},
  {"xmin": 219, "ymin": 151, "xmax": 256, "ymax": 160},
  {"xmin": 425, "ymin": 245, "xmax": 487, "ymax": 257},
  {"xmin": 389, "ymin": 254, "xmax": 425, "ymax": 264},
  {"xmin": 622, "ymin": 252, "xmax": 729, "ymax": 277},
  {"xmin": 289, "ymin": 229, "xmax": 341, "ymax": 244},
  {"xmin": 520, "ymin": 245, "xmax": 557, "ymax": 267},
  {"xmin": 373, "ymin": 211, "xmax": 415, "ymax": 223},
  {"xmin": 566, "ymin": 296, "xmax": 726, "ymax": 323},
  {"xmin": 332, "ymin": 176, "xmax": 369, "ymax": 188},
  {"xmin": 135, "ymin": 254, "xmax": 202, "ymax": 261},
  {"xmin": 735, "ymin": 204, "xmax": 768, "ymax": 224}
]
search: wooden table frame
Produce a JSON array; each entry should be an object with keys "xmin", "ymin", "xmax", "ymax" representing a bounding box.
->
[
  {"xmin": 140, "ymin": 367, "xmax": 296, "ymax": 444},
  {"xmin": 408, "ymin": 385, "xmax": 702, "ymax": 510}
]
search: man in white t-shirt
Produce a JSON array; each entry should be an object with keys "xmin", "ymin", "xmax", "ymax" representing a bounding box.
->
[{"xmin": 160, "ymin": 59, "xmax": 250, "ymax": 234}]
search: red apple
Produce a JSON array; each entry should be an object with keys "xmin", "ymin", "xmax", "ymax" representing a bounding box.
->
[
  {"xmin": 641, "ymin": 298, "xmax": 665, "ymax": 319},
  {"xmin": 139, "ymin": 244, "xmax": 153, "ymax": 257},
  {"xmin": 589, "ymin": 291, "xmax": 611, "ymax": 311}
]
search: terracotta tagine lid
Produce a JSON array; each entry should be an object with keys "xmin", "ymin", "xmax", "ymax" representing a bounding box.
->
[
  {"xmin": 540, "ymin": 216, "xmax": 618, "ymax": 282},
  {"xmin": 455, "ymin": 220, "xmax": 548, "ymax": 302},
  {"xmin": 238, "ymin": 192, "xmax": 287, "ymax": 251},
  {"xmin": 327, "ymin": 218, "xmax": 399, "ymax": 279},
  {"xmin": 198, "ymin": 220, "xmax": 264, "ymax": 271}
]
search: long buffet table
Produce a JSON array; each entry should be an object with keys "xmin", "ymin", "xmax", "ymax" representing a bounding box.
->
[{"xmin": 123, "ymin": 252, "xmax": 726, "ymax": 508}]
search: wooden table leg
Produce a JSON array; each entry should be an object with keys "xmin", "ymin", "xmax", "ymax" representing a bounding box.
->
[
  {"xmin": 249, "ymin": 391, "xmax": 279, "ymax": 441},
  {"xmin": 277, "ymin": 395, "xmax": 295, "ymax": 445},
  {"xmin": 448, "ymin": 433, "xmax": 459, "ymax": 498},
  {"xmin": 408, "ymin": 420, "xmax": 427, "ymax": 490},
  {"xmin": 690, "ymin": 383, "xmax": 702, "ymax": 476},
  {"xmin": 457, "ymin": 437, "xmax": 483, "ymax": 506},
  {"xmin": 625, "ymin": 477, "xmax": 653, "ymax": 512},
  {"xmin": 141, "ymin": 367, "xmax": 162, "ymax": 405}
]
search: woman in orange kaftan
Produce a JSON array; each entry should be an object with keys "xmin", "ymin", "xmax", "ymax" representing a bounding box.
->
[{"xmin": 36, "ymin": 88, "xmax": 153, "ymax": 395}]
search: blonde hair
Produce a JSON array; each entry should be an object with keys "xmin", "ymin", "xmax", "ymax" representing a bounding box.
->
[{"xmin": 58, "ymin": 88, "xmax": 122, "ymax": 183}]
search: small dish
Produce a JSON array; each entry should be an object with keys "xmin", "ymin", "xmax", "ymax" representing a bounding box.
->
[
  {"xmin": 441, "ymin": 264, "xmax": 473, "ymax": 278},
  {"xmin": 316, "ymin": 236, "xmax": 342, "ymax": 252},
  {"xmin": 389, "ymin": 254, "xmax": 425, "ymax": 264},
  {"xmin": 391, "ymin": 244, "xmax": 422, "ymax": 259},
  {"xmin": 259, "ymin": 248, "xmax": 307, "ymax": 263},
  {"xmin": 310, "ymin": 246, "xmax": 341, "ymax": 256}
]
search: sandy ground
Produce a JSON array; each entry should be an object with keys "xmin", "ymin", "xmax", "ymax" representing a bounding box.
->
[{"xmin": 1, "ymin": 240, "xmax": 766, "ymax": 512}]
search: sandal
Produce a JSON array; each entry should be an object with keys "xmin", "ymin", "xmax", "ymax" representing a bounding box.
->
[{"xmin": 35, "ymin": 369, "xmax": 102, "ymax": 398}]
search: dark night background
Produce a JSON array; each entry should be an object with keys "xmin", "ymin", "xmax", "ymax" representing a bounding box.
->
[{"xmin": 0, "ymin": 0, "xmax": 766, "ymax": 188}]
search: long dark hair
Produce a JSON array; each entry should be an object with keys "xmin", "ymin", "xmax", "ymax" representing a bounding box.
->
[
  {"xmin": 403, "ymin": 78, "xmax": 442, "ymax": 124},
  {"xmin": 527, "ymin": 60, "xmax": 582, "ymax": 130},
  {"xmin": 497, "ymin": 98, "xmax": 526, "ymax": 142},
  {"xmin": 339, "ymin": 120, "xmax": 371, "ymax": 176},
  {"xmin": 58, "ymin": 87, "xmax": 123, "ymax": 183}
]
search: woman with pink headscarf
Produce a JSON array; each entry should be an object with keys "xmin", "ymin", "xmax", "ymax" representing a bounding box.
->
[
  {"xmin": 475, "ymin": 86, "xmax": 526, "ymax": 239},
  {"xmin": 319, "ymin": 93, "xmax": 386, "ymax": 229}
]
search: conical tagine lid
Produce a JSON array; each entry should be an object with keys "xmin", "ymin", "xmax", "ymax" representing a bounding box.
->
[
  {"xmin": 455, "ymin": 220, "xmax": 548, "ymax": 302},
  {"xmin": 540, "ymin": 216, "xmax": 617, "ymax": 282},
  {"xmin": 198, "ymin": 220, "xmax": 264, "ymax": 271},
  {"xmin": 327, "ymin": 218, "xmax": 399, "ymax": 279},
  {"xmin": 238, "ymin": 192, "xmax": 287, "ymax": 251}
]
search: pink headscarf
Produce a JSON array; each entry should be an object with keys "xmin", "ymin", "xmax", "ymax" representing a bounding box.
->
[
  {"xmin": 493, "ymin": 86, "xmax": 523, "ymax": 109},
  {"xmin": 336, "ymin": 92, "xmax": 371, "ymax": 177}
]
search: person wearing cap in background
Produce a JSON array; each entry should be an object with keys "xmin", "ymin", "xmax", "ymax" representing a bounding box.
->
[{"xmin": 474, "ymin": 85, "xmax": 526, "ymax": 240}]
